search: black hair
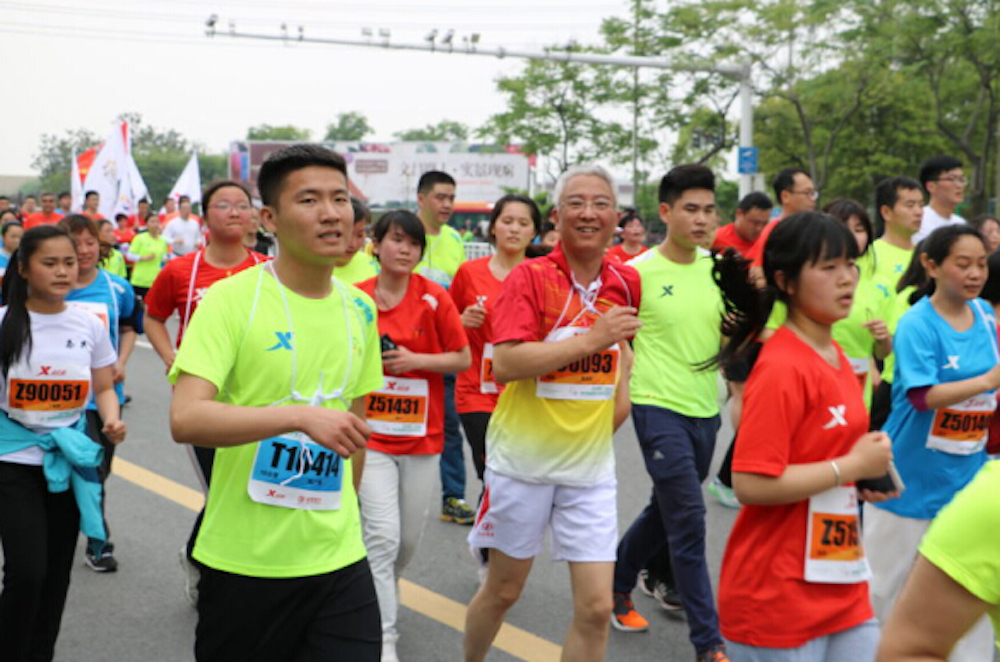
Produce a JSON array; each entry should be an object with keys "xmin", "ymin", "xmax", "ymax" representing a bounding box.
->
[
  {"xmin": 970, "ymin": 214, "xmax": 1000, "ymax": 235},
  {"xmin": 874, "ymin": 175, "xmax": 923, "ymax": 233},
  {"xmin": 737, "ymin": 191, "xmax": 773, "ymax": 213},
  {"xmin": 823, "ymin": 198, "xmax": 873, "ymax": 256},
  {"xmin": 658, "ymin": 164, "xmax": 715, "ymax": 205},
  {"xmin": 540, "ymin": 221, "xmax": 557, "ymax": 237},
  {"xmin": 980, "ymin": 251, "xmax": 1000, "ymax": 305},
  {"xmin": 909, "ymin": 225, "xmax": 986, "ymax": 302},
  {"xmin": 201, "ymin": 180, "xmax": 252, "ymax": 214},
  {"xmin": 59, "ymin": 214, "xmax": 100, "ymax": 241},
  {"xmin": 257, "ymin": 144, "xmax": 348, "ymax": 208},
  {"xmin": 618, "ymin": 209, "xmax": 643, "ymax": 230},
  {"xmin": 178, "ymin": 195, "xmax": 191, "ymax": 205},
  {"xmin": 58, "ymin": 191, "xmax": 70, "ymax": 199},
  {"xmin": 417, "ymin": 170, "xmax": 456, "ymax": 196},
  {"xmin": 39, "ymin": 192, "xmax": 55, "ymax": 201},
  {"xmin": 1, "ymin": 226, "xmax": 76, "ymax": 377},
  {"xmin": 772, "ymin": 167, "xmax": 809, "ymax": 203},
  {"xmin": 919, "ymin": 155, "xmax": 964, "ymax": 190},
  {"xmin": 2, "ymin": 220, "xmax": 23, "ymax": 235},
  {"xmin": 898, "ymin": 240, "xmax": 928, "ymax": 300},
  {"xmin": 84, "ymin": 190, "xmax": 98, "ymax": 199},
  {"xmin": 0, "ymin": 196, "xmax": 8, "ymax": 202},
  {"xmin": 350, "ymin": 197, "xmax": 371, "ymax": 225},
  {"xmin": 488, "ymin": 194, "xmax": 541, "ymax": 245},
  {"xmin": 372, "ymin": 210, "xmax": 426, "ymax": 260},
  {"xmin": 23, "ymin": 195, "xmax": 37, "ymax": 202},
  {"xmin": 711, "ymin": 212, "xmax": 859, "ymax": 369}
]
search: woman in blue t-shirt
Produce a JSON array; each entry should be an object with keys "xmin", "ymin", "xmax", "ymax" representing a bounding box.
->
[{"xmin": 864, "ymin": 224, "xmax": 1000, "ymax": 661}]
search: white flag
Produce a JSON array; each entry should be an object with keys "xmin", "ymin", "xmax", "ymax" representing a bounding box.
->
[
  {"xmin": 169, "ymin": 153, "xmax": 201, "ymax": 205},
  {"xmin": 114, "ymin": 155, "xmax": 150, "ymax": 218},
  {"xmin": 70, "ymin": 150, "xmax": 84, "ymax": 212},
  {"xmin": 82, "ymin": 123, "xmax": 128, "ymax": 219}
]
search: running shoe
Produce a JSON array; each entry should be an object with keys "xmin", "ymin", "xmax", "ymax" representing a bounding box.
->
[
  {"xmin": 178, "ymin": 546, "xmax": 200, "ymax": 607},
  {"xmin": 381, "ymin": 639, "xmax": 400, "ymax": 662},
  {"xmin": 696, "ymin": 643, "xmax": 731, "ymax": 662},
  {"xmin": 440, "ymin": 497, "xmax": 475, "ymax": 525},
  {"xmin": 84, "ymin": 543, "xmax": 118, "ymax": 573},
  {"xmin": 653, "ymin": 581, "xmax": 683, "ymax": 611},
  {"xmin": 707, "ymin": 476, "xmax": 741, "ymax": 509},
  {"xmin": 637, "ymin": 569, "xmax": 656, "ymax": 597},
  {"xmin": 610, "ymin": 592, "xmax": 649, "ymax": 632}
]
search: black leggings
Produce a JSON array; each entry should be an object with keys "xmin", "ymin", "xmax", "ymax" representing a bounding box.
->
[
  {"xmin": 459, "ymin": 412, "xmax": 490, "ymax": 484},
  {"xmin": 0, "ymin": 461, "xmax": 80, "ymax": 662}
]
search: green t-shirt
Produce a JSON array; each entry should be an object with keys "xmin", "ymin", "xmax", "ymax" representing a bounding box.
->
[
  {"xmin": 919, "ymin": 461, "xmax": 1000, "ymax": 647},
  {"xmin": 104, "ymin": 248, "xmax": 127, "ymax": 279},
  {"xmin": 858, "ymin": 238, "xmax": 913, "ymax": 292},
  {"xmin": 128, "ymin": 232, "xmax": 170, "ymax": 288},
  {"xmin": 628, "ymin": 249, "xmax": 723, "ymax": 418},
  {"xmin": 334, "ymin": 250, "xmax": 379, "ymax": 285},
  {"xmin": 415, "ymin": 224, "xmax": 465, "ymax": 289},
  {"xmin": 880, "ymin": 285, "xmax": 917, "ymax": 383},
  {"xmin": 831, "ymin": 272, "xmax": 893, "ymax": 408},
  {"xmin": 169, "ymin": 265, "xmax": 383, "ymax": 579}
]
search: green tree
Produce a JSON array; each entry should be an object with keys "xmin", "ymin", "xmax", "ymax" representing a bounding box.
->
[
  {"xmin": 246, "ymin": 124, "xmax": 312, "ymax": 141},
  {"xmin": 324, "ymin": 112, "xmax": 373, "ymax": 141},
  {"xmin": 31, "ymin": 127, "xmax": 101, "ymax": 195},
  {"xmin": 394, "ymin": 120, "xmax": 470, "ymax": 142}
]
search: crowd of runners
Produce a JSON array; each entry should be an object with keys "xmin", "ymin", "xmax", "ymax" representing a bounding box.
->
[{"xmin": 0, "ymin": 144, "xmax": 998, "ymax": 662}]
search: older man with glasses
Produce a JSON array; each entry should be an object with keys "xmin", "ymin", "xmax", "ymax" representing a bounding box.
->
[{"xmin": 914, "ymin": 154, "xmax": 967, "ymax": 243}]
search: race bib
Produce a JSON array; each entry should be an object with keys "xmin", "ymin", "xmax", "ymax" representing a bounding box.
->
[
  {"xmin": 927, "ymin": 392, "xmax": 995, "ymax": 455},
  {"xmin": 365, "ymin": 377, "xmax": 429, "ymax": 437},
  {"xmin": 804, "ymin": 486, "xmax": 871, "ymax": 584},
  {"xmin": 69, "ymin": 301, "xmax": 110, "ymax": 330},
  {"xmin": 480, "ymin": 343, "xmax": 498, "ymax": 394},
  {"xmin": 248, "ymin": 432, "xmax": 343, "ymax": 511},
  {"xmin": 848, "ymin": 357, "xmax": 869, "ymax": 392},
  {"xmin": 6, "ymin": 362, "xmax": 89, "ymax": 428},
  {"xmin": 536, "ymin": 326, "xmax": 619, "ymax": 401}
]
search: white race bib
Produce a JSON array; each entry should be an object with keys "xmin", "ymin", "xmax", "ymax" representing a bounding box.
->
[
  {"xmin": 365, "ymin": 377, "xmax": 429, "ymax": 437},
  {"xmin": 804, "ymin": 486, "xmax": 871, "ymax": 584},
  {"xmin": 847, "ymin": 356, "xmax": 869, "ymax": 392},
  {"xmin": 480, "ymin": 343, "xmax": 498, "ymax": 394},
  {"xmin": 6, "ymin": 361, "xmax": 90, "ymax": 429}
]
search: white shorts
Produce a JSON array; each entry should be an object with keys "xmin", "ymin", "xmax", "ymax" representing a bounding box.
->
[{"xmin": 467, "ymin": 469, "xmax": 617, "ymax": 562}]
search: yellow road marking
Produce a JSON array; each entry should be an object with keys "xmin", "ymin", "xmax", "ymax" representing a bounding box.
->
[{"xmin": 112, "ymin": 457, "xmax": 562, "ymax": 662}]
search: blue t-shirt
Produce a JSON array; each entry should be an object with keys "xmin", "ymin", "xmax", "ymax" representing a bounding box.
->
[
  {"xmin": 67, "ymin": 269, "xmax": 136, "ymax": 407},
  {"xmin": 876, "ymin": 296, "xmax": 996, "ymax": 520}
]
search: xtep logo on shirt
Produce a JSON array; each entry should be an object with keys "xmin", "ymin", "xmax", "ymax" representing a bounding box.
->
[
  {"xmin": 37, "ymin": 366, "xmax": 67, "ymax": 376},
  {"xmin": 660, "ymin": 284, "xmax": 674, "ymax": 297},
  {"xmin": 822, "ymin": 405, "xmax": 848, "ymax": 430},
  {"xmin": 942, "ymin": 355, "xmax": 960, "ymax": 370},
  {"xmin": 194, "ymin": 287, "xmax": 209, "ymax": 303},
  {"xmin": 266, "ymin": 332, "xmax": 294, "ymax": 351}
]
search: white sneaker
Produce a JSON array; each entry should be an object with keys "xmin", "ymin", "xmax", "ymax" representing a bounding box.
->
[
  {"xmin": 381, "ymin": 638, "xmax": 400, "ymax": 662},
  {"xmin": 707, "ymin": 476, "xmax": 741, "ymax": 509},
  {"xmin": 178, "ymin": 546, "xmax": 200, "ymax": 607}
]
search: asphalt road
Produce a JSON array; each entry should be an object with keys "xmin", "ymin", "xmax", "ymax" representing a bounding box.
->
[{"xmin": 46, "ymin": 334, "xmax": 741, "ymax": 662}]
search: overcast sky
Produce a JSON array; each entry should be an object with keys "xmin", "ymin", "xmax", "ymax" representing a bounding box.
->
[{"xmin": 3, "ymin": 0, "xmax": 628, "ymax": 177}]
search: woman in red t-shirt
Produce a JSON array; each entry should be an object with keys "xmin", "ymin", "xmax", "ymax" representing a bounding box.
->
[
  {"xmin": 450, "ymin": 194, "xmax": 541, "ymax": 486},
  {"xmin": 605, "ymin": 209, "xmax": 649, "ymax": 264},
  {"xmin": 711, "ymin": 212, "xmax": 897, "ymax": 660},
  {"xmin": 356, "ymin": 210, "xmax": 470, "ymax": 662}
]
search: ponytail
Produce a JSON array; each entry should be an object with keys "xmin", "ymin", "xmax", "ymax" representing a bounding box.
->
[
  {"xmin": 707, "ymin": 248, "xmax": 775, "ymax": 370},
  {"xmin": 0, "ymin": 225, "xmax": 75, "ymax": 377}
]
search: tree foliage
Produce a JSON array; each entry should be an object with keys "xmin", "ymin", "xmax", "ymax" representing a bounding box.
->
[
  {"xmin": 324, "ymin": 112, "xmax": 373, "ymax": 141},
  {"xmin": 246, "ymin": 124, "xmax": 312, "ymax": 141},
  {"xmin": 394, "ymin": 120, "xmax": 470, "ymax": 142}
]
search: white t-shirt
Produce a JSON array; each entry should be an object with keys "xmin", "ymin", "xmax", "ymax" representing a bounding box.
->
[
  {"xmin": 914, "ymin": 205, "xmax": 966, "ymax": 243},
  {"xmin": 162, "ymin": 216, "xmax": 204, "ymax": 256},
  {"xmin": 0, "ymin": 306, "xmax": 117, "ymax": 464}
]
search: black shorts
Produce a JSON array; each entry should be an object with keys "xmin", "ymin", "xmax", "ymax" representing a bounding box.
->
[{"xmin": 195, "ymin": 558, "xmax": 381, "ymax": 662}]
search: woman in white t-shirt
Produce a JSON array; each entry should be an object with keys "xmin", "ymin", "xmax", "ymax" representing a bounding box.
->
[{"xmin": 0, "ymin": 225, "xmax": 125, "ymax": 662}]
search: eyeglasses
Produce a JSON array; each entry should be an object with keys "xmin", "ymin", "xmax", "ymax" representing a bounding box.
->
[
  {"xmin": 559, "ymin": 199, "xmax": 615, "ymax": 213},
  {"xmin": 210, "ymin": 202, "xmax": 252, "ymax": 212},
  {"xmin": 791, "ymin": 189, "xmax": 819, "ymax": 200},
  {"xmin": 933, "ymin": 176, "xmax": 967, "ymax": 185}
]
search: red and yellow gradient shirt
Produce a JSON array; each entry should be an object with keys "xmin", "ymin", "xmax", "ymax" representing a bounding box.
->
[
  {"xmin": 485, "ymin": 245, "xmax": 641, "ymax": 486},
  {"xmin": 357, "ymin": 275, "xmax": 468, "ymax": 455}
]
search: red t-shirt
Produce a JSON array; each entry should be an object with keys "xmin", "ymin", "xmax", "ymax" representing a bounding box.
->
[
  {"xmin": 23, "ymin": 211, "xmax": 62, "ymax": 230},
  {"xmin": 712, "ymin": 223, "xmax": 758, "ymax": 255},
  {"xmin": 82, "ymin": 211, "xmax": 107, "ymax": 222},
  {"xmin": 144, "ymin": 248, "xmax": 268, "ymax": 347},
  {"xmin": 450, "ymin": 257, "xmax": 505, "ymax": 414},
  {"xmin": 357, "ymin": 275, "xmax": 468, "ymax": 455},
  {"xmin": 744, "ymin": 218, "xmax": 784, "ymax": 267},
  {"xmin": 719, "ymin": 327, "xmax": 873, "ymax": 648},
  {"xmin": 605, "ymin": 243, "xmax": 648, "ymax": 265}
]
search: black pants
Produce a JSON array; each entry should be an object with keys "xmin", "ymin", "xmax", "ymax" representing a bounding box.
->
[
  {"xmin": 0, "ymin": 461, "xmax": 80, "ymax": 662},
  {"xmin": 84, "ymin": 410, "xmax": 114, "ymax": 555},
  {"xmin": 195, "ymin": 558, "xmax": 381, "ymax": 662},
  {"xmin": 458, "ymin": 412, "xmax": 490, "ymax": 484}
]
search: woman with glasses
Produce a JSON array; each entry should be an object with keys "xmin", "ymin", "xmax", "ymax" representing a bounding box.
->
[{"xmin": 144, "ymin": 180, "xmax": 268, "ymax": 604}]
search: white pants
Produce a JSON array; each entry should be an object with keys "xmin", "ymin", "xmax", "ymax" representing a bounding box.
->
[
  {"xmin": 863, "ymin": 504, "xmax": 994, "ymax": 662},
  {"xmin": 358, "ymin": 450, "xmax": 438, "ymax": 640}
]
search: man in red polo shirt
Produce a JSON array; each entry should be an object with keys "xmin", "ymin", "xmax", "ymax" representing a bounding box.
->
[{"xmin": 712, "ymin": 192, "xmax": 772, "ymax": 256}]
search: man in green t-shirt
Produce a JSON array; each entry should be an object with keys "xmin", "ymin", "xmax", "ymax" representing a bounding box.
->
[
  {"xmin": 413, "ymin": 170, "xmax": 476, "ymax": 526},
  {"xmin": 610, "ymin": 165, "xmax": 730, "ymax": 662},
  {"xmin": 170, "ymin": 145, "xmax": 382, "ymax": 661},
  {"xmin": 859, "ymin": 176, "xmax": 924, "ymax": 291}
]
